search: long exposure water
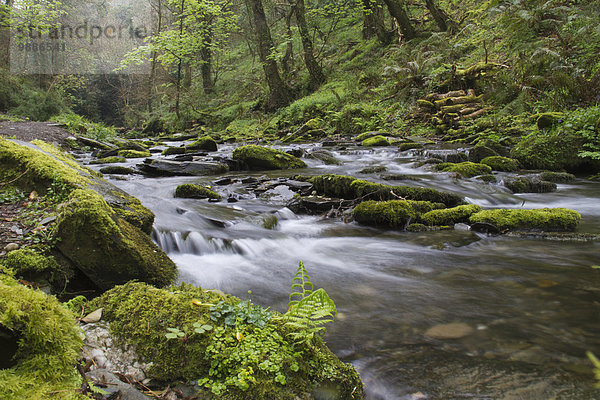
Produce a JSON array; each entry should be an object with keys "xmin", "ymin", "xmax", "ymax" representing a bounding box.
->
[{"xmin": 92, "ymin": 143, "xmax": 600, "ymax": 399}]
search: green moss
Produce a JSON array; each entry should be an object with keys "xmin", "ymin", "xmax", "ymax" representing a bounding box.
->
[
  {"xmin": 468, "ymin": 144, "xmax": 497, "ymax": 163},
  {"xmin": 89, "ymin": 156, "xmax": 127, "ymax": 164},
  {"xmin": 435, "ymin": 162, "xmax": 492, "ymax": 178},
  {"xmin": 187, "ymin": 136, "xmax": 218, "ymax": 152},
  {"xmin": 0, "ymin": 249, "xmax": 68, "ymax": 290},
  {"xmin": 510, "ymin": 132, "xmax": 588, "ymax": 172},
  {"xmin": 118, "ymin": 149, "xmax": 151, "ymax": 158},
  {"xmin": 353, "ymin": 200, "xmax": 439, "ymax": 229},
  {"xmin": 302, "ymin": 174, "xmax": 464, "ymax": 206},
  {"xmin": 174, "ymin": 184, "xmax": 222, "ymax": 200},
  {"xmin": 504, "ymin": 177, "xmax": 557, "ymax": 193},
  {"xmin": 481, "ymin": 156, "xmax": 519, "ymax": 172},
  {"xmin": 406, "ymin": 223, "xmax": 428, "ymax": 232},
  {"xmin": 262, "ymin": 214, "xmax": 278, "ymax": 230},
  {"xmin": 421, "ymin": 204, "xmax": 482, "ymax": 226},
  {"xmin": 0, "ymin": 276, "xmax": 84, "ymax": 400},
  {"xmin": 355, "ymin": 132, "xmax": 376, "ymax": 142},
  {"xmin": 161, "ymin": 146, "xmax": 187, "ymax": 156},
  {"xmin": 469, "ymin": 208, "xmax": 581, "ymax": 232},
  {"xmin": 108, "ymin": 190, "xmax": 155, "ymax": 235},
  {"xmin": 359, "ymin": 166, "xmax": 387, "ymax": 174},
  {"xmin": 539, "ymin": 171, "xmax": 576, "ymax": 183},
  {"xmin": 477, "ymin": 174, "xmax": 497, "ymax": 183},
  {"xmin": 361, "ymin": 135, "xmax": 390, "ymax": 147},
  {"xmin": 233, "ymin": 145, "xmax": 306, "ymax": 170},
  {"xmin": 535, "ymin": 112, "xmax": 564, "ymax": 130},
  {"xmin": 398, "ymin": 142, "xmax": 423, "ymax": 151},
  {"xmin": 91, "ymin": 282, "xmax": 363, "ymax": 399},
  {"xmin": 99, "ymin": 166, "xmax": 136, "ymax": 175},
  {"xmin": 54, "ymin": 189, "xmax": 177, "ymax": 290}
]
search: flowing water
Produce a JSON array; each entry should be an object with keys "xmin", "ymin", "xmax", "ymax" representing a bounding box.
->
[{"xmin": 93, "ymin": 143, "xmax": 600, "ymax": 399}]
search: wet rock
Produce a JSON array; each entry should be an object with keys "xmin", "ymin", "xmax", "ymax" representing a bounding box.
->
[
  {"xmin": 4, "ymin": 243, "xmax": 19, "ymax": 252},
  {"xmin": 233, "ymin": 145, "xmax": 306, "ymax": 170},
  {"xmin": 139, "ymin": 159, "xmax": 229, "ymax": 176},
  {"xmin": 214, "ymin": 177, "xmax": 234, "ymax": 185},
  {"xmin": 305, "ymin": 149, "xmax": 341, "ymax": 165},
  {"xmin": 424, "ymin": 149, "xmax": 468, "ymax": 163},
  {"xmin": 504, "ymin": 177, "xmax": 557, "ymax": 193},
  {"xmin": 287, "ymin": 196, "xmax": 348, "ymax": 214},
  {"xmin": 99, "ymin": 166, "xmax": 136, "ymax": 175},
  {"xmin": 286, "ymin": 148, "xmax": 304, "ymax": 158},
  {"xmin": 470, "ymin": 222, "xmax": 501, "ymax": 234},
  {"xmin": 359, "ymin": 165, "xmax": 387, "ymax": 174},
  {"xmin": 425, "ymin": 322, "xmax": 474, "ymax": 339},
  {"xmin": 86, "ymin": 369, "xmax": 152, "ymax": 400}
]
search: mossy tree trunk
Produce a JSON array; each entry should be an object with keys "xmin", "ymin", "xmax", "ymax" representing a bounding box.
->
[
  {"xmin": 362, "ymin": 0, "xmax": 392, "ymax": 44},
  {"xmin": 381, "ymin": 0, "xmax": 416, "ymax": 40},
  {"xmin": 247, "ymin": 0, "xmax": 292, "ymax": 110},
  {"xmin": 199, "ymin": 31, "xmax": 214, "ymax": 94},
  {"xmin": 281, "ymin": 9, "xmax": 294, "ymax": 76},
  {"xmin": 0, "ymin": 0, "xmax": 13, "ymax": 69},
  {"xmin": 289, "ymin": 0, "xmax": 325, "ymax": 89},
  {"xmin": 423, "ymin": 0, "xmax": 455, "ymax": 32}
]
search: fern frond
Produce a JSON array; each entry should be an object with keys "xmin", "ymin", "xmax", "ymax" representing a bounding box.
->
[
  {"xmin": 284, "ymin": 288, "xmax": 337, "ymax": 329},
  {"xmin": 288, "ymin": 261, "xmax": 314, "ymax": 308}
]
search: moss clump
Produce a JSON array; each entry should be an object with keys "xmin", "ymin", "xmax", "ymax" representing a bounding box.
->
[
  {"xmin": 89, "ymin": 156, "xmax": 127, "ymax": 164},
  {"xmin": 0, "ymin": 276, "xmax": 84, "ymax": 400},
  {"xmin": 233, "ymin": 145, "xmax": 307, "ymax": 170},
  {"xmin": 510, "ymin": 132, "xmax": 590, "ymax": 172},
  {"xmin": 99, "ymin": 166, "xmax": 136, "ymax": 175},
  {"xmin": 504, "ymin": 177, "xmax": 557, "ymax": 193},
  {"xmin": 539, "ymin": 171, "xmax": 576, "ymax": 183},
  {"xmin": 435, "ymin": 162, "xmax": 492, "ymax": 178},
  {"xmin": 118, "ymin": 149, "xmax": 151, "ymax": 158},
  {"xmin": 406, "ymin": 223, "xmax": 428, "ymax": 232},
  {"xmin": 187, "ymin": 136, "xmax": 218, "ymax": 152},
  {"xmin": 108, "ymin": 190, "xmax": 156, "ymax": 235},
  {"xmin": 469, "ymin": 208, "xmax": 581, "ymax": 232},
  {"xmin": 361, "ymin": 135, "xmax": 390, "ymax": 147},
  {"xmin": 0, "ymin": 249, "xmax": 68, "ymax": 291},
  {"xmin": 355, "ymin": 132, "xmax": 376, "ymax": 142},
  {"xmin": 535, "ymin": 112, "xmax": 564, "ymax": 130},
  {"xmin": 174, "ymin": 184, "xmax": 222, "ymax": 200},
  {"xmin": 468, "ymin": 144, "xmax": 497, "ymax": 163},
  {"xmin": 359, "ymin": 166, "xmax": 387, "ymax": 174},
  {"xmin": 161, "ymin": 146, "xmax": 186, "ymax": 156},
  {"xmin": 54, "ymin": 189, "xmax": 177, "ymax": 290},
  {"xmin": 302, "ymin": 174, "xmax": 464, "ymax": 207},
  {"xmin": 353, "ymin": 200, "xmax": 439, "ymax": 228},
  {"xmin": 91, "ymin": 282, "xmax": 364, "ymax": 399},
  {"xmin": 477, "ymin": 174, "xmax": 497, "ymax": 183},
  {"xmin": 421, "ymin": 204, "xmax": 482, "ymax": 226},
  {"xmin": 481, "ymin": 156, "xmax": 519, "ymax": 172},
  {"xmin": 398, "ymin": 142, "xmax": 423, "ymax": 151}
]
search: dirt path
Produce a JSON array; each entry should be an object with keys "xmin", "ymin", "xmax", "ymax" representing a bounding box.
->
[{"xmin": 0, "ymin": 120, "xmax": 72, "ymax": 146}]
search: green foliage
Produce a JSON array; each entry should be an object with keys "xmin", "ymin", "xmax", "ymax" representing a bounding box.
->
[
  {"xmin": 0, "ymin": 187, "xmax": 26, "ymax": 204},
  {"xmin": 54, "ymin": 113, "xmax": 116, "ymax": 141},
  {"xmin": 210, "ymin": 293, "xmax": 273, "ymax": 329},
  {"xmin": 588, "ymin": 352, "xmax": 600, "ymax": 388}
]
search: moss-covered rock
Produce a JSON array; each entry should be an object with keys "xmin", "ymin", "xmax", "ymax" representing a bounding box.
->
[
  {"xmin": 359, "ymin": 165, "xmax": 387, "ymax": 174},
  {"xmin": 535, "ymin": 112, "xmax": 564, "ymax": 130},
  {"xmin": 161, "ymin": 146, "xmax": 187, "ymax": 156},
  {"xmin": 469, "ymin": 208, "xmax": 580, "ymax": 232},
  {"xmin": 55, "ymin": 189, "xmax": 177, "ymax": 290},
  {"xmin": 300, "ymin": 174, "xmax": 464, "ymax": 207},
  {"xmin": 0, "ymin": 275, "xmax": 84, "ymax": 400},
  {"xmin": 477, "ymin": 174, "xmax": 497, "ymax": 183},
  {"xmin": 91, "ymin": 282, "xmax": 364, "ymax": 400},
  {"xmin": 481, "ymin": 156, "xmax": 519, "ymax": 172},
  {"xmin": 421, "ymin": 204, "xmax": 482, "ymax": 226},
  {"xmin": 539, "ymin": 171, "xmax": 576, "ymax": 183},
  {"xmin": 468, "ymin": 144, "xmax": 497, "ymax": 163},
  {"xmin": 0, "ymin": 249, "xmax": 69, "ymax": 291},
  {"xmin": 353, "ymin": 200, "xmax": 439, "ymax": 228},
  {"xmin": 355, "ymin": 132, "xmax": 377, "ymax": 142},
  {"xmin": 118, "ymin": 149, "xmax": 151, "ymax": 158},
  {"xmin": 89, "ymin": 156, "xmax": 127, "ymax": 164},
  {"xmin": 187, "ymin": 136, "xmax": 218, "ymax": 152},
  {"xmin": 233, "ymin": 145, "xmax": 307, "ymax": 170},
  {"xmin": 361, "ymin": 135, "xmax": 390, "ymax": 147},
  {"xmin": 504, "ymin": 177, "xmax": 557, "ymax": 193},
  {"xmin": 398, "ymin": 142, "xmax": 423, "ymax": 151},
  {"xmin": 435, "ymin": 162, "xmax": 492, "ymax": 178},
  {"xmin": 99, "ymin": 165, "xmax": 136, "ymax": 175},
  {"xmin": 174, "ymin": 184, "xmax": 222, "ymax": 200}
]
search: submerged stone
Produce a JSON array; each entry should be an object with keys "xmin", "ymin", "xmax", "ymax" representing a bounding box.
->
[{"xmin": 425, "ymin": 322, "xmax": 474, "ymax": 339}]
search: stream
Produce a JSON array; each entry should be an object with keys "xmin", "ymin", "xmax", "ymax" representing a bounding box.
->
[{"xmin": 89, "ymin": 143, "xmax": 600, "ymax": 400}]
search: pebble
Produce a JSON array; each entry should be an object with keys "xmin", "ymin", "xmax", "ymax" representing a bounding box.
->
[
  {"xmin": 425, "ymin": 322, "xmax": 474, "ymax": 339},
  {"xmin": 4, "ymin": 243, "xmax": 20, "ymax": 252}
]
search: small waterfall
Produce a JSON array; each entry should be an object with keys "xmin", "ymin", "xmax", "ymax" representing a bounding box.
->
[{"xmin": 152, "ymin": 228, "xmax": 233, "ymax": 255}]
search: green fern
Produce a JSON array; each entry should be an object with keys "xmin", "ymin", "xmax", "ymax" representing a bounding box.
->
[{"xmin": 283, "ymin": 262, "xmax": 337, "ymax": 346}]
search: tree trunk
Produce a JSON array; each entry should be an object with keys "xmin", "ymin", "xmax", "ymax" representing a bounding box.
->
[
  {"xmin": 148, "ymin": 0, "xmax": 163, "ymax": 113},
  {"xmin": 0, "ymin": 0, "xmax": 13, "ymax": 69},
  {"xmin": 381, "ymin": 0, "xmax": 416, "ymax": 40},
  {"xmin": 247, "ymin": 0, "xmax": 292, "ymax": 110},
  {"xmin": 281, "ymin": 9, "xmax": 293, "ymax": 77},
  {"xmin": 290, "ymin": 0, "xmax": 325, "ymax": 89},
  {"xmin": 362, "ymin": 0, "xmax": 392, "ymax": 44},
  {"xmin": 424, "ymin": 0, "xmax": 454, "ymax": 32},
  {"xmin": 200, "ymin": 42, "xmax": 214, "ymax": 94}
]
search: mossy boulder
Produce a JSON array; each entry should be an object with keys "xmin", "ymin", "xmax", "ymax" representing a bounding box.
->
[
  {"xmin": 0, "ymin": 249, "xmax": 69, "ymax": 292},
  {"xmin": 481, "ymin": 156, "xmax": 519, "ymax": 172},
  {"xmin": 99, "ymin": 165, "xmax": 136, "ymax": 175},
  {"xmin": 54, "ymin": 189, "xmax": 177, "ymax": 290},
  {"xmin": 421, "ymin": 204, "xmax": 482, "ymax": 226},
  {"xmin": 504, "ymin": 177, "xmax": 557, "ymax": 193},
  {"xmin": 535, "ymin": 112, "xmax": 564, "ymax": 130},
  {"xmin": 361, "ymin": 135, "xmax": 390, "ymax": 147},
  {"xmin": 300, "ymin": 174, "xmax": 464, "ymax": 207},
  {"xmin": 355, "ymin": 132, "xmax": 378, "ymax": 142},
  {"xmin": 510, "ymin": 132, "xmax": 597, "ymax": 172},
  {"xmin": 353, "ymin": 200, "xmax": 440, "ymax": 228},
  {"xmin": 539, "ymin": 171, "xmax": 576, "ymax": 183},
  {"xmin": 469, "ymin": 208, "xmax": 580, "ymax": 232},
  {"xmin": 161, "ymin": 146, "xmax": 187, "ymax": 156},
  {"xmin": 468, "ymin": 144, "xmax": 497, "ymax": 163},
  {"xmin": 118, "ymin": 149, "xmax": 151, "ymax": 158},
  {"xmin": 398, "ymin": 142, "xmax": 423, "ymax": 151},
  {"xmin": 91, "ymin": 281, "xmax": 364, "ymax": 399},
  {"xmin": 174, "ymin": 184, "xmax": 222, "ymax": 200},
  {"xmin": 233, "ymin": 145, "xmax": 307, "ymax": 170},
  {"xmin": 187, "ymin": 136, "xmax": 218, "ymax": 152},
  {"xmin": 0, "ymin": 275, "xmax": 84, "ymax": 400},
  {"xmin": 89, "ymin": 156, "xmax": 126, "ymax": 164},
  {"xmin": 435, "ymin": 162, "xmax": 492, "ymax": 178}
]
